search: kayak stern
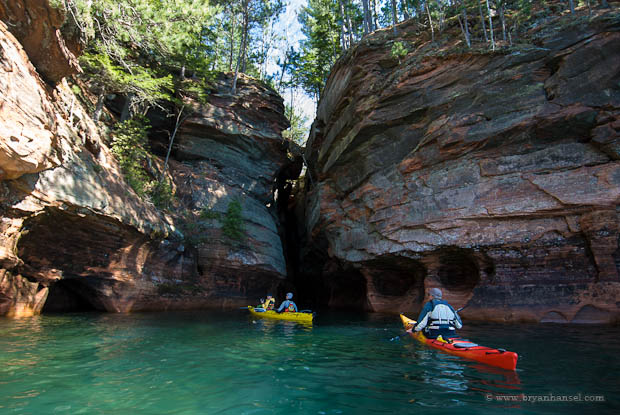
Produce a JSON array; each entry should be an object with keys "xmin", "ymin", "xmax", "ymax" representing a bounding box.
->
[{"xmin": 399, "ymin": 314, "xmax": 518, "ymax": 371}]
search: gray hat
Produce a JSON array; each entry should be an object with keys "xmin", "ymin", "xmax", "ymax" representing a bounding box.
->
[
  {"xmin": 430, "ymin": 288, "xmax": 442, "ymax": 299},
  {"xmin": 286, "ymin": 292, "xmax": 293, "ymax": 299}
]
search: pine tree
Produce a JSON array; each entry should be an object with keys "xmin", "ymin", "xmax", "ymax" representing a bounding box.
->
[
  {"xmin": 295, "ymin": 0, "xmax": 343, "ymax": 99},
  {"xmin": 62, "ymin": 0, "xmax": 218, "ymax": 118}
]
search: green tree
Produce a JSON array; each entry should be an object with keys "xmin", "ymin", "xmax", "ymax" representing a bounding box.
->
[
  {"xmin": 295, "ymin": 0, "xmax": 343, "ymax": 99},
  {"xmin": 51, "ymin": 0, "xmax": 222, "ymax": 211},
  {"xmin": 230, "ymin": 0, "xmax": 285, "ymax": 94},
  {"xmin": 61, "ymin": 0, "xmax": 218, "ymax": 119},
  {"xmin": 283, "ymin": 104, "xmax": 309, "ymax": 145},
  {"xmin": 222, "ymin": 199, "xmax": 246, "ymax": 241}
]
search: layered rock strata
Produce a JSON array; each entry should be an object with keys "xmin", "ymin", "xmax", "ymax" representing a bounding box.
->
[
  {"xmin": 301, "ymin": 11, "xmax": 620, "ymax": 323},
  {"xmin": 0, "ymin": 15, "xmax": 171, "ymax": 316},
  {"xmin": 161, "ymin": 73, "xmax": 300, "ymax": 304},
  {"xmin": 0, "ymin": 0, "xmax": 82, "ymax": 85},
  {"xmin": 0, "ymin": 6, "xmax": 297, "ymax": 315}
]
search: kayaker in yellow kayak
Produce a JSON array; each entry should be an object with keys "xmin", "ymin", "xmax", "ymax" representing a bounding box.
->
[
  {"xmin": 413, "ymin": 288, "xmax": 462, "ymax": 339},
  {"xmin": 276, "ymin": 292, "xmax": 298, "ymax": 313},
  {"xmin": 258, "ymin": 294, "xmax": 275, "ymax": 311}
]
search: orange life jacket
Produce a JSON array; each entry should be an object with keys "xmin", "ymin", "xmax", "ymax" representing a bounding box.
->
[{"xmin": 285, "ymin": 302, "xmax": 296, "ymax": 313}]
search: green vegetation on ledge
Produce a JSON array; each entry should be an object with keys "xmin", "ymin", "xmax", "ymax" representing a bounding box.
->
[
  {"xmin": 111, "ymin": 118, "xmax": 175, "ymax": 209},
  {"xmin": 221, "ymin": 199, "xmax": 246, "ymax": 241},
  {"xmin": 182, "ymin": 198, "xmax": 247, "ymax": 248}
]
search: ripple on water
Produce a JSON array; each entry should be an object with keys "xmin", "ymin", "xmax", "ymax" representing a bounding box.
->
[{"xmin": 0, "ymin": 312, "xmax": 619, "ymax": 414}]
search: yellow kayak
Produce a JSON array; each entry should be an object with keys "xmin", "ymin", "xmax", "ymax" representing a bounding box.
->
[{"xmin": 248, "ymin": 306, "xmax": 314, "ymax": 323}]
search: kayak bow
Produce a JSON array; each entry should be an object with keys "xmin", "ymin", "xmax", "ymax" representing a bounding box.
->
[
  {"xmin": 248, "ymin": 306, "xmax": 314, "ymax": 323},
  {"xmin": 400, "ymin": 314, "xmax": 518, "ymax": 371}
]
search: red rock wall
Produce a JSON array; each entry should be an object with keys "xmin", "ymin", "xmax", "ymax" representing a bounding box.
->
[
  {"xmin": 168, "ymin": 73, "xmax": 297, "ymax": 283},
  {"xmin": 0, "ymin": 2, "xmax": 298, "ymax": 316},
  {"xmin": 0, "ymin": 0, "xmax": 81, "ymax": 85},
  {"xmin": 301, "ymin": 10, "xmax": 620, "ymax": 323},
  {"xmin": 0, "ymin": 12, "xmax": 174, "ymax": 315}
]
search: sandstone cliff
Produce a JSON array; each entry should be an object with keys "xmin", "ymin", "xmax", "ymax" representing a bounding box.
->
[
  {"xmin": 300, "ymin": 9, "xmax": 620, "ymax": 323},
  {"xmin": 0, "ymin": 0, "xmax": 82, "ymax": 86},
  {"xmin": 0, "ymin": 1, "xmax": 297, "ymax": 316},
  {"xmin": 155, "ymin": 72, "xmax": 300, "ymax": 308}
]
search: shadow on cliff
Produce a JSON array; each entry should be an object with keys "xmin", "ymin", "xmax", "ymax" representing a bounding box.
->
[{"xmin": 15, "ymin": 206, "xmax": 193, "ymax": 313}]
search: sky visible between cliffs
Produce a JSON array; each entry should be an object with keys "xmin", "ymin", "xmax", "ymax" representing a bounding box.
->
[{"xmin": 271, "ymin": 0, "xmax": 316, "ymax": 132}]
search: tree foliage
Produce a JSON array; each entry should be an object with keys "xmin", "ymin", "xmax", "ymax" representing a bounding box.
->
[
  {"xmin": 222, "ymin": 199, "xmax": 246, "ymax": 241},
  {"xmin": 63, "ymin": 0, "xmax": 218, "ymax": 114},
  {"xmin": 292, "ymin": 0, "xmax": 605, "ymax": 99},
  {"xmin": 295, "ymin": 0, "xmax": 345, "ymax": 99},
  {"xmin": 110, "ymin": 118, "xmax": 174, "ymax": 209},
  {"xmin": 51, "ymin": 0, "xmax": 293, "ymax": 209},
  {"xmin": 283, "ymin": 103, "xmax": 310, "ymax": 144}
]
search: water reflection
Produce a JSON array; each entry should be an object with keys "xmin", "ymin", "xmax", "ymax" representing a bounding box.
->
[
  {"xmin": 250, "ymin": 316, "xmax": 313, "ymax": 336},
  {"xmin": 466, "ymin": 362, "xmax": 521, "ymax": 390},
  {"xmin": 0, "ymin": 312, "xmax": 618, "ymax": 414},
  {"xmin": 397, "ymin": 322, "xmax": 525, "ymax": 411}
]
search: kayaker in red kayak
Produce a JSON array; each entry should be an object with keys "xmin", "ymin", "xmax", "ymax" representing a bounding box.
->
[
  {"xmin": 413, "ymin": 288, "xmax": 462, "ymax": 339},
  {"xmin": 276, "ymin": 292, "xmax": 298, "ymax": 313}
]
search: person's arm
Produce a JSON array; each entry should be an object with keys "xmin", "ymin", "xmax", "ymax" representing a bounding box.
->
[
  {"xmin": 449, "ymin": 305, "xmax": 463, "ymax": 329},
  {"xmin": 277, "ymin": 301, "xmax": 286, "ymax": 313},
  {"xmin": 292, "ymin": 302, "xmax": 298, "ymax": 312},
  {"xmin": 415, "ymin": 312, "xmax": 430, "ymax": 331},
  {"xmin": 414, "ymin": 302, "xmax": 432, "ymax": 331},
  {"xmin": 454, "ymin": 315, "xmax": 463, "ymax": 329}
]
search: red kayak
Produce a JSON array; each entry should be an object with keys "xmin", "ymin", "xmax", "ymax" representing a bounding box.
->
[{"xmin": 400, "ymin": 314, "xmax": 518, "ymax": 371}]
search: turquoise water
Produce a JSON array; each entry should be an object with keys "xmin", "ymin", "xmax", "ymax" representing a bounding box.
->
[{"xmin": 1, "ymin": 311, "xmax": 618, "ymax": 415}]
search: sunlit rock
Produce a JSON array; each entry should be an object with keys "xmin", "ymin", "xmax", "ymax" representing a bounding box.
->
[
  {"xmin": 0, "ymin": 0, "xmax": 82, "ymax": 85},
  {"xmin": 0, "ymin": 4, "xmax": 299, "ymax": 315},
  {"xmin": 300, "ymin": 10, "xmax": 620, "ymax": 323}
]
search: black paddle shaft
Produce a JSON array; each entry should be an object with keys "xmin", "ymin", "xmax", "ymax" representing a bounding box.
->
[{"xmin": 456, "ymin": 304, "xmax": 469, "ymax": 313}]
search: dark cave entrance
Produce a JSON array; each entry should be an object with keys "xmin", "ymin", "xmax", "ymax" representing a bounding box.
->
[
  {"xmin": 437, "ymin": 248, "xmax": 481, "ymax": 292},
  {"xmin": 42, "ymin": 279, "xmax": 99, "ymax": 313},
  {"xmin": 296, "ymin": 253, "xmax": 370, "ymax": 311},
  {"xmin": 364, "ymin": 257, "xmax": 427, "ymax": 299},
  {"xmin": 16, "ymin": 208, "xmax": 140, "ymax": 314},
  {"xmin": 303, "ymin": 256, "xmax": 429, "ymax": 312},
  {"xmin": 322, "ymin": 266, "xmax": 369, "ymax": 310},
  {"xmin": 361, "ymin": 256, "xmax": 427, "ymax": 313}
]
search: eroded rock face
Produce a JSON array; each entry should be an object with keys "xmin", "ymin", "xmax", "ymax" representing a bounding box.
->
[
  {"xmin": 0, "ymin": 13, "xmax": 175, "ymax": 315},
  {"xmin": 0, "ymin": 0, "xmax": 81, "ymax": 86},
  {"xmin": 160, "ymin": 73, "xmax": 300, "ymax": 302},
  {"xmin": 0, "ymin": 20, "xmax": 61, "ymax": 180},
  {"xmin": 301, "ymin": 11, "xmax": 620, "ymax": 323},
  {"xmin": 0, "ymin": 9, "xmax": 297, "ymax": 315},
  {"xmin": 171, "ymin": 73, "xmax": 295, "ymax": 280}
]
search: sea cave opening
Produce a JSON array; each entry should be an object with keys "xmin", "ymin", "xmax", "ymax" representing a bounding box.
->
[
  {"xmin": 42, "ymin": 279, "xmax": 99, "ymax": 313},
  {"xmin": 437, "ymin": 248, "xmax": 481, "ymax": 292}
]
